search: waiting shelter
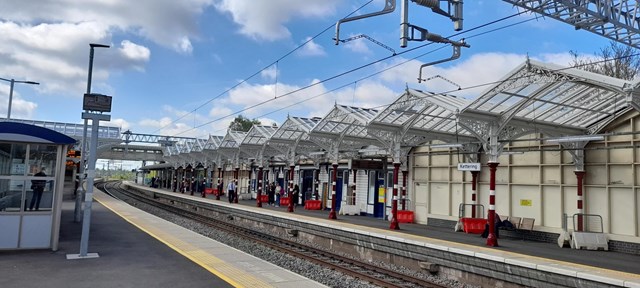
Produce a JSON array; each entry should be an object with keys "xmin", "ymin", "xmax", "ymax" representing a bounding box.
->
[{"xmin": 0, "ymin": 121, "xmax": 75, "ymax": 250}]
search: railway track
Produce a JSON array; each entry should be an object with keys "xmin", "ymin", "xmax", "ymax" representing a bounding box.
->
[{"xmin": 98, "ymin": 180, "xmax": 449, "ymax": 288}]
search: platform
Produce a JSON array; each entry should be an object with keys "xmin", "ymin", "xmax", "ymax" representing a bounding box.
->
[
  {"xmin": 126, "ymin": 182, "xmax": 640, "ymax": 287},
  {"xmin": 0, "ymin": 181, "xmax": 326, "ymax": 288}
]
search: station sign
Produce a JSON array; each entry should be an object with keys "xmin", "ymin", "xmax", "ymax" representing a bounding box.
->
[
  {"xmin": 349, "ymin": 159, "xmax": 384, "ymax": 170},
  {"xmin": 457, "ymin": 163, "xmax": 481, "ymax": 171},
  {"xmin": 83, "ymin": 93, "xmax": 112, "ymax": 112}
]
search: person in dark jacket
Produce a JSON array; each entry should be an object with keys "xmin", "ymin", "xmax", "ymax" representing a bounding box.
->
[
  {"xmin": 268, "ymin": 182, "xmax": 276, "ymax": 206},
  {"xmin": 292, "ymin": 184, "xmax": 300, "ymax": 207},
  {"xmin": 29, "ymin": 168, "xmax": 47, "ymax": 211}
]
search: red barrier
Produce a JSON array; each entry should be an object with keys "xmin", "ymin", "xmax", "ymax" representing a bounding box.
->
[
  {"xmin": 397, "ymin": 211, "xmax": 414, "ymax": 223},
  {"xmin": 204, "ymin": 188, "xmax": 214, "ymax": 194},
  {"xmin": 304, "ymin": 200, "xmax": 322, "ymax": 210},
  {"xmin": 280, "ymin": 197, "xmax": 290, "ymax": 206},
  {"xmin": 259, "ymin": 195, "xmax": 269, "ymax": 203},
  {"xmin": 461, "ymin": 217, "xmax": 487, "ymax": 234}
]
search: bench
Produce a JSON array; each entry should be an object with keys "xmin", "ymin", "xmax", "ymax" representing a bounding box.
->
[{"xmin": 502, "ymin": 216, "xmax": 535, "ymax": 240}]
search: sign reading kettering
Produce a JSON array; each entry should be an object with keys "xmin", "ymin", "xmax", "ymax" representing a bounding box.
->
[{"xmin": 457, "ymin": 163, "xmax": 481, "ymax": 171}]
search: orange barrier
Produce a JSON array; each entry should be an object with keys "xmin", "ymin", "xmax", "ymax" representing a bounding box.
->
[
  {"xmin": 280, "ymin": 197, "xmax": 290, "ymax": 206},
  {"xmin": 259, "ymin": 195, "xmax": 269, "ymax": 203},
  {"xmin": 304, "ymin": 200, "xmax": 322, "ymax": 210},
  {"xmin": 397, "ymin": 211, "xmax": 414, "ymax": 223},
  {"xmin": 461, "ymin": 217, "xmax": 487, "ymax": 234}
]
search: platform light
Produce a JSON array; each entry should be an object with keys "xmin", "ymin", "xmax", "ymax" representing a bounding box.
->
[
  {"xmin": 309, "ymin": 151, "xmax": 326, "ymax": 156},
  {"xmin": 546, "ymin": 135, "xmax": 604, "ymax": 143},
  {"xmin": 430, "ymin": 143, "xmax": 463, "ymax": 149}
]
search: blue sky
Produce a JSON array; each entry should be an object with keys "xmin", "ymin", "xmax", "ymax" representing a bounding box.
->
[{"xmin": 0, "ymin": 0, "xmax": 613, "ymax": 140}]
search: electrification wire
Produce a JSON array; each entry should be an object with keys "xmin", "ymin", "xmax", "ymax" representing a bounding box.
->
[
  {"xmin": 248, "ymin": 27, "xmax": 640, "ymax": 138},
  {"xmin": 153, "ymin": 0, "xmax": 375, "ymax": 134},
  {"xmin": 174, "ymin": 11, "xmax": 531, "ymax": 137}
]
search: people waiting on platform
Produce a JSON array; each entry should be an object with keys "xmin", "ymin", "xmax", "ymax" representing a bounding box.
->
[
  {"xmin": 268, "ymin": 182, "xmax": 275, "ymax": 206},
  {"xmin": 292, "ymin": 184, "xmax": 300, "ymax": 207},
  {"xmin": 275, "ymin": 184, "xmax": 282, "ymax": 207},
  {"xmin": 481, "ymin": 213, "xmax": 504, "ymax": 238},
  {"xmin": 29, "ymin": 168, "xmax": 47, "ymax": 211},
  {"xmin": 227, "ymin": 181, "xmax": 236, "ymax": 203}
]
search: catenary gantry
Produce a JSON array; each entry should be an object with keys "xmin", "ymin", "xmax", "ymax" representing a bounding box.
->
[{"xmin": 503, "ymin": 0, "xmax": 640, "ymax": 49}]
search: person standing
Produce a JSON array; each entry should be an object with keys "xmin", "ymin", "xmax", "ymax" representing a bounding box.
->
[
  {"xmin": 29, "ymin": 168, "xmax": 47, "ymax": 211},
  {"xmin": 227, "ymin": 180, "xmax": 236, "ymax": 203},
  {"xmin": 275, "ymin": 183, "xmax": 282, "ymax": 207},
  {"xmin": 292, "ymin": 184, "xmax": 300, "ymax": 207},
  {"xmin": 268, "ymin": 182, "xmax": 275, "ymax": 206}
]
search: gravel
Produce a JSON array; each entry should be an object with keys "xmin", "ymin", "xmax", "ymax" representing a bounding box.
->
[{"xmin": 108, "ymin": 188, "xmax": 479, "ymax": 288}]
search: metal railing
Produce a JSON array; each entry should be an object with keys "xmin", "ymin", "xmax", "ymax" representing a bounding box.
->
[
  {"xmin": 4, "ymin": 118, "xmax": 121, "ymax": 139},
  {"xmin": 572, "ymin": 213, "xmax": 604, "ymax": 233},
  {"xmin": 458, "ymin": 203, "xmax": 485, "ymax": 219}
]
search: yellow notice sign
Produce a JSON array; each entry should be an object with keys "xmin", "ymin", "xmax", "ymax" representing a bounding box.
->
[
  {"xmin": 378, "ymin": 187, "xmax": 386, "ymax": 203},
  {"xmin": 520, "ymin": 199, "xmax": 532, "ymax": 206}
]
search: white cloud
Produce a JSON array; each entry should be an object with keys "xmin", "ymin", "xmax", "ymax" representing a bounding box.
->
[
  {"xmin": 297, "ymin": 37, "xmax": 326, "ymax": 57},
  {"xmin": 120, "ymin": 40, "xmax": 151, "ymax": 62},
  {"xmin": 260, "ymin": 66, "xmax": 278, "ymax": 81},
  {"xmin": 0, "ymin": 84, "xmax": 37, "ymax": 119},
  {"xmin": 106, "ymin": 118, "xmax": 131, "ymax": 131},
  {"xmin": 138, "ymin": 105, "xmax": 215, "ymax": 138},
  {"xmin": 214, "ymin": 0, "xmax": 341, "ymax": 41},
  {"xmin": 343, "ymin": 35, "xmax": 372, "ymax": 55},
  {"xmin": 0, "ymin": 0, "xmax": 212, "ymax": 120},
  {"xmin": 119, "ymin": 40, "xmax": 151, "ymax": 71},
  {"xmin": 0, "ymin": 0, "xmax": 213, "ymax": 53}
]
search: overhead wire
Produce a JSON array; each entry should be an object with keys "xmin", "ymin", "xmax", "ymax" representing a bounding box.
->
[
  {"xmin": 153, "ymin": 0, "xmax": 375, "ymax": 134},
  {"xmin": 173, "ymin": 10, "xmax": 532, "ymax": 136}
]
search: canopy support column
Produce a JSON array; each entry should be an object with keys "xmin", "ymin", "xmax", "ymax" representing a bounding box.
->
[
  {"xmin": 390, "ymin": 162, "xmax": 400, "ymax": 230},
  {"xmin": 288, "ymin": 165, "xmax": 295, "ymax": 212},
  {"xmin": 257, "ymin": 166, "xmax": 263, "ymax": 207},
  {"xmin": 329, "ymin": 163, "xmax": 338, "ymax": 220},
  {"xmin": 487, "ymin": 162, "xmax": 499, "ymax": 247},
  {"xmin": 575, "ymin": 171, "xmax": 585, "ymax": 232},
  {"xmin": 216, "ymin": 167, "xmax": 222, "ymax": 200},
  {"xmin": 471, "ymin": 171, "xmax": 479, "ymax": 218}
]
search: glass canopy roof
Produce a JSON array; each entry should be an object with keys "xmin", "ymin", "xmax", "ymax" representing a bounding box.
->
[{"xmin": 461, "ymin": 59, "xmax": 635, "ymax": 136}]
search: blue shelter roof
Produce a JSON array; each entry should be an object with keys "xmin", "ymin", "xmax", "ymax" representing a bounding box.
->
[{"xmin": 0, "ymin": 121, "xmax": 76, "ymax": 144}]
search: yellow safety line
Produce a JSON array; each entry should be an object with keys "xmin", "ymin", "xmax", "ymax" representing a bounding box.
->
[
  {"xmin": 95, "ymin": 192, "xmax": 271, "ymax": 288},
  {"xmin": 123, "ymin": 183, "xmax": 640, "ymax": 282}
]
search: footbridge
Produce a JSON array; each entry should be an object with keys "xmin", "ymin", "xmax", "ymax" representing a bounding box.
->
[{"xmin": 3, "ymin": 119, "xmax": 202, "ymax": 163}]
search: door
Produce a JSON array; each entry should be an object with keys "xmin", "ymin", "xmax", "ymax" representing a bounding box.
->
[
  {"xmin": 334, "ymin": 170, "xmax": 344, "ymax": 212},
  {"xmin": 414, "ymin": 182, "xmax": 429, "ymax": 224},
  {"xmin": 373, "ymin": 172, "xmax": 385, "ymax": 218}
]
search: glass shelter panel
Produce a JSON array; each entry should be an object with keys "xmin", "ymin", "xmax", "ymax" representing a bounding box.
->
[
  {"xmin": 0, "ymin": 179, "xmax": 24, "ymax": 212},
  {"xmin": 0, "ymin": 143, "xmax": 28, "ymax": 176},
  {"xmin": 28, "ymin": 144, "xmax": 58, "ymax": 177}
]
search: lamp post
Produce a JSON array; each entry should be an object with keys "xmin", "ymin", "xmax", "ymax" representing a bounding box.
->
[
  {"xmin": 67, "ymin": 43, "xmax": 110, "ymax": 260},
  {"xmin": 75, "ymin": 43, "xmax": 110, "ymax": 223},
  {"xmin": 0, "ymin": 77, "xmax": 39, "ymax": 119}
]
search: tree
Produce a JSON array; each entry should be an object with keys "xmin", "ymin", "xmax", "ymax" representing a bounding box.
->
[
  {"xmin": 570, "ymin": 41, "xmax": 640, "ymax": 80},
  {"xmin": 229, "ymin": 115, "xmax": 261, "ymax": 132}
]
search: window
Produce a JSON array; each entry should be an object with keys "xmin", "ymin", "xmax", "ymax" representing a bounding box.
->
[
  {"xmin": 0, "ymin": 179, "xmax": 23, "ymax": 212},
  {"xmin": 28, "ymin": 144, "xmax": 58, "ymax": 177},
  {"xmin": 0, "ymin": 143, "xmax": 28, "ymax": 176}
]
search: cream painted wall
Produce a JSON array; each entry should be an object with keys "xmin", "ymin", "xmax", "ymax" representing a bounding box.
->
[{"xmin": 409, "ymin": 110, "xmax": 640, "ymax": 241}]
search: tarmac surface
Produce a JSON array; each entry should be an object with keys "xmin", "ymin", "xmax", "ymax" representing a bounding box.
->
[{"xmin": 0, "ymin": 191, "xmax": 232, "ymax": 288}]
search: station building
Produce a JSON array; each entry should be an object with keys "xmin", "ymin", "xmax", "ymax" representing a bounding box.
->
[{"xmin": 140, "ymin": 59, "xmax": 640, "ymax": 250}]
